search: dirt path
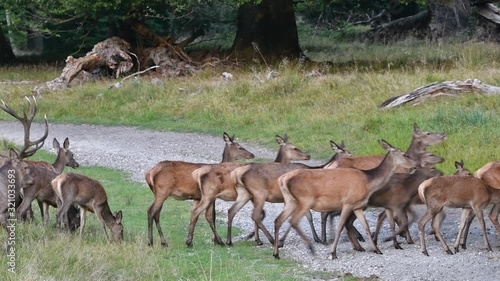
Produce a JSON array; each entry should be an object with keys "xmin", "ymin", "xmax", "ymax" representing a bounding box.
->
[{"xmin": 0, "ymin": 121, "xmax": 499, "ymax": 281}]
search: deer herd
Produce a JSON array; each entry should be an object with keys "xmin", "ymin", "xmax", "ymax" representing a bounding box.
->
[{"xmin": 1, "ymin": 97, "xmax": 499, "ymax": 261}]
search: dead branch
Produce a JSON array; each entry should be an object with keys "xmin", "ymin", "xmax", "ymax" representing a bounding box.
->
[{"xmin": 379, "ymin": 79, "xmax": 500, "ymax": 108}]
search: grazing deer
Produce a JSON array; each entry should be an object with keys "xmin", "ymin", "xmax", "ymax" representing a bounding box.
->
[
  {"xmin": 456, "ymin": 160, "xmax": 500, "ymax": 250},
  {"xmin": 145, "ymin": 132, "xmax": 255, "ymax": 247},
  {"xmin": 321, "ymin": 123, "xmax": 446, "ymax": 244},
  {"xmin": 0, "ymin": 97, "xmax": 80, "ymax": 227},
  {"xmin": 52, "ymin": 173, "xmax": 123, "ymax": 242},
  {"xmin": 225, "ymin": 140, "xmax": 349, "ymax": 247},
  {"xmin": 0, "ymin": 150, "xmax": 34, "ymax": 231},
  {"xmin": 273, "ymin": 140, "xmax": 417, "ymax": 260},
  {"xmin": 185, "ymin": 134, "xmax": 311, "ymax": 247},
  {"xmin": 417, "ymin": 160, "xmax": 493, "ymax": 256}
]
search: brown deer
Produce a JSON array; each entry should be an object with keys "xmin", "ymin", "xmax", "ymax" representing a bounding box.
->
[
  {"xmin": 185, "ymin": 134, "xmax": 311, "ymax": 247},
  {"xmin": 455, "ymin": 160, "xmax": 500, "ymax": 250},
  {"xmin": 371, "ymin": 159, "xmax": 473, "ymax": 248},
  {"xmin": 367, "ymin": 152, "xmax": 444, "ymax": 249},
  {"xmin": 226, "ymin": 140, "xmax": 348, "ymax": 247},
  {"xmin": 0, "ymin": 97, "xmax": 80, "ymax": 226},
  {"xmin": 273, "ymin": 140, "xmax": 417, "ymax": 260},
  {"xmin": 0, "ymin": 150, "xmax": 34, "ymax": 231},
  {"xmin": 145, "ymin": 132, "xmax": 255, "ymax": 247},
  {"xmin": 417, "ymin": 161, "xmax": 493, "ymax": 256},
  {"xmin": 52, "ymin": 173, "xmax": 123, "ymax": 242},
  {"xmin": 321, "ymin": 123, "xmax": 446, "ymax": 244}
]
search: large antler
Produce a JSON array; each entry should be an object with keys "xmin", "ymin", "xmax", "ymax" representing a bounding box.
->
[{"xmin": 0, "ymin": 96, "xmax": 49, "ymax": 159}]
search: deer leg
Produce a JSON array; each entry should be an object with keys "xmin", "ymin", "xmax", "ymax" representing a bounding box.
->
[
  {"xmin": 418, "ymin": 208, "xmax": 435, "ymax": 256},
  {"xmin": 305, "ymin": 210, "xmax": 321, "ymax": 244},
  {"xmin": 453, "ymin": 208, "xmax": 472, "ymax": 253},
  {"xmin": 226, "ymin": 190, "xmax": 251, "ymax": 246},
  {"xmin": 385, "ymin": 208, "xmax": 402, "ymax": 250},
  {"xmin": 430, "ymin": 208, "xmax": 453, "ymax": 255},
  {"xmin": 56, "ymin": 200, "xmax": 72, "ymax": 231},
  {"xmin": 353, "ymin": 208, "xmax": 382, "ymax": 255},
  {"xmin": 345, "ymin": 213, "xmax": 365, "ymax": 252},
  {"xmin": 320, "ymin": 212, "xmax": 330, "ymax": 245},
  {"xmin": 472, "ymin": 205, "xmax": 492, "ymax": 252},
  {"xmin": 372, "ymin": 210, "xmax": 386, "ymax": 244},
  {"xmin": 252, "ymin": 198, "xmax": 272, "ymax": 246},
  {"xmin": 403, "ymin": 205, "xmax": 416, "ymax": 244},
  {"xmin": 186, "ymin": 197, "xmax": 213, "ymax": 248},
  {"xmin": 273, "ymin": 201, "xmax": 295, "ymax": 259},
  {"xmin": 42, "ymin": 201, "xmax": 50, "ymax": 227},
  {"xmin": 16, "ymin": 188, "xmax": 36, "ymax": 222},
  {"xmin": 204, "ymin": 201, "xmax": 224, "ymax": 246},
  {"xmin": 288, "ymin": 206, "xmax": 316, "ymax": 255},
  {"xmin": 79, "ymin": 208, "xmax": 87, "ymax": 238},
  {"xmin": 488, "ymin": 203, "xmax": 500, "ymax": 237},
  {"xmin": 459, "ymin": 210, "xmax": 475, "ymax": 249},
  {"xmin": 147, "ymin": 195, "xmax": 168, "ymax": 247},
  {"xmin": 329, "ymin": 207, "xmax": 352, "ymax": 260}
]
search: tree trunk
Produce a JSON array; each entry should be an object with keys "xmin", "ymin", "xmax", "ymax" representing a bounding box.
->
[
  {"xmin": 428, "ymin": 0, "xmax": 472, "ymax": 38},
  {"xmin": 0, "ymin": 24, "xmax": 16, "ymax": 64},
  {"xmin": 231, "ymin": 0, "xmax": 302, "ymax": 62}
]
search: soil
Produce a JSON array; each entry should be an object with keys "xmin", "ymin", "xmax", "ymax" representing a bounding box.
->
[{"xmin": 0, "ymin": 121, "xmax": 498, "ymax": 281}]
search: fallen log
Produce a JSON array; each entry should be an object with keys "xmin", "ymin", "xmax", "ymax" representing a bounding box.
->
[
  {"xmin": 33, "ymin": 37, "xmax": 134, "ymax": 93},
  {"xmin": 379, "ymin": 79, "xmax": 500, "ymax": 108}
]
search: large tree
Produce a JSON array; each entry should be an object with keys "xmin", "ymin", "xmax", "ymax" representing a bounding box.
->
[
  {"xmin": 231, "ymin": 0, "xmax": 302, "ymax": 61},
  {"xmin": 0, "ymin": 23, "xmax": 15, "ymax": 64}
]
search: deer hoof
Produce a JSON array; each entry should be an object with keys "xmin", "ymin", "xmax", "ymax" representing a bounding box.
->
[
  {"xmin": 445, "ymin": 249, "xmax": 453, "ymax": 255},
  {"xmin": 273, "ymin": 253, "xmax": 280, "ymax": 260},
  {"xmin": 422, "ymin": 250, "xmax": 429, "ymax": 256}
]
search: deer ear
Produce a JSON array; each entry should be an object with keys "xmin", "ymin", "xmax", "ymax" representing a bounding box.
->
[
  {"xmin": 223, "ymin": 132, "xmax": 233, "ymax": 144},
  {"xmin": 330, "ymin": 140, "xmax": 343, "ymax": 153},
  {"xmin": 115, "ymin": 210, "xmax": 123, "ymax": 223},
  {"xmin": 413, "ymin": 123, "xmax": 421, "ymax": 134},
  {"xmin": 378, "ymin": 139, "xmax": 395, "ymax": 151},
  {"xmin": 53, "ymin": 138, "xmax": 61, "ymax": 150},
  {"xmin": 276, "ymin": 135, "xmax": 286, "ymax": 146},
  {"xmin": 63, "ymin": 137, "xmax": 70, "ymax": 149},
  {"xmin": 455, "ymin": 160, "xmax": 464, "ymax": 170}
]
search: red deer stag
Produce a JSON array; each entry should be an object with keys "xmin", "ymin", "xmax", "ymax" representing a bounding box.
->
[
  {"xmin": 185, "ymin": 134, "xmax": 311, "ymax": 247},
  {"xmin": 417, "ymin": 160, "xmax": 493, "ymax": 256},
  {"xmin": 273, "ymin": 140, "xmax": 417, "ymax": 259},
  {"xmin": 145, "ymin": 132, "xmax": 255, "ymax": 247},
  {"xmin": 0, "ymin": 97, "xmax": 80, "ymax": 227},
  {"xmin": 52, "ymin": 173, "xmax": 123, "ymax": 242},
  {"xmin": 226, "ymin": 140, "xmax": 349, "ymax": 247},
  {"xmin": 0, "ymin": 150, "xmax": 34, "ymax": 231}
]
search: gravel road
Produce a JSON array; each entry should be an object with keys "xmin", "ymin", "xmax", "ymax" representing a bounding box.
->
[{"xmin": 0, "ymin": 120, "xmax": 499, "ymax": 281}]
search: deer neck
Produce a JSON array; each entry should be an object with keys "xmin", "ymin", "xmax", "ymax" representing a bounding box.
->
[
  {"xmin": 405, "ymin": 138, "xmax": 426, "ymax": 161},
  {"xmin": 365, "ymin": 153, "xmax": 399, "ymax": 195},
  {"xmin": 99, "ymin": 203, "xmax": 116, "ymax": 227},
  {"xmin": 274, "ymin": 150, "xmax": 290, "ymax": 164},
  {"xmin": 51, "ymin": 152, "xmax": 67, "ymax": 174}
]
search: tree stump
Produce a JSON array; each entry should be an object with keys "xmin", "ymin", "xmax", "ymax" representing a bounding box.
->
[{"xmin": 34, "ymin": 37, "xmax": 134, "ymax": 93}]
